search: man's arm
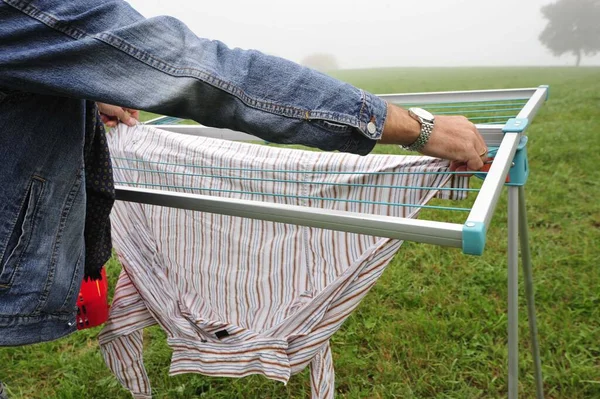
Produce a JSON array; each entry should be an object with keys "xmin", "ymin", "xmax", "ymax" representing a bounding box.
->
[
  {"xmin": 0, "ymin": 0, "xmax": 383, "ymax": 154},
  {"xmin": 0, "ymin": 0, "xmax": 486, "ymax": 168}
]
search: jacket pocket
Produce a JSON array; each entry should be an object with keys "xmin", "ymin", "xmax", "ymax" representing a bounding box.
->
[{"xmin": 0, "ymin": 176, "xmax": 46, "ymax": 288}]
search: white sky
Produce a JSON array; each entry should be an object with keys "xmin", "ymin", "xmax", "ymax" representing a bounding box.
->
[{"xmin": 127, "ymin": 0, "xmax": 600, "ymax": 68}]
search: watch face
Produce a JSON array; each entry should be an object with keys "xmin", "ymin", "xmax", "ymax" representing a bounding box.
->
[{"xmin": 410, "ymin": 107, "xmax": 434, "ymax": 122}]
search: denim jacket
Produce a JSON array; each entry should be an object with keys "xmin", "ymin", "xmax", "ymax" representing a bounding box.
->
[{"xmin": 0, "ymin": 0, "xmax": 388, "ymax": 345}]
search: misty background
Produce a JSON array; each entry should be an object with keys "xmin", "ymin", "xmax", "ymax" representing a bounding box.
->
[{"xmin": 127, "ymin": 0, "xmax": 600, "ymax": 69}]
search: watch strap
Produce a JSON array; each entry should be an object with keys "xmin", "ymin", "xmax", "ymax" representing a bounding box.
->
[{"xmin": 402, "ymin": 120, "xmax": 433, "ymax": 152}]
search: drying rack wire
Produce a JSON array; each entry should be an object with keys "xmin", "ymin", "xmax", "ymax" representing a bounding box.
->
[{"xmin": 112, "ymin": 159, "xmax": 483, "ymax": 213}]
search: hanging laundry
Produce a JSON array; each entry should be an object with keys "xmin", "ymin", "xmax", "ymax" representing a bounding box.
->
[{"xmin": 100, "ymin": 124, "xmax": 468, "ymax": 399}]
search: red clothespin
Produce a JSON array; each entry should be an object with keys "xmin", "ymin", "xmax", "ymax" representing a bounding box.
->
[
  {"xmin": 477, "ymin": 158, "xmax": 510, "ymax": 183},
  {"xmin": 76, "ymin": 267, "xmax": 110, "ymax": 330}
]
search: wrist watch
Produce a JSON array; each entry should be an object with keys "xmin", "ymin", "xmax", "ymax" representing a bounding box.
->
[{"xmin": 402, "ymin": 107, "xmax": 435, "ymax": 152}]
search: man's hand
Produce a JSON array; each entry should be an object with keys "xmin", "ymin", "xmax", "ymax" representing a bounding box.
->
[
  {"xmin": 381, "ymin": 103, "xmax": 488, "ymax": 171},
  {"xmin": 97, "ymin": 103, "xmax": 139, "ymax": 127}
]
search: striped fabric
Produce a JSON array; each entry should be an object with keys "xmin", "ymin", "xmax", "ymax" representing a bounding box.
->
[{"xmin": 99, "ymin": 124, "xmax": 468, "ymax": 399}]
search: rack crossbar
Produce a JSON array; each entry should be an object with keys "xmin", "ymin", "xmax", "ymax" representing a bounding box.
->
[
  {"xmin": 114, "ymin": 186, "xmax": 464, "ymax": 247},
  {"xmin": 380, "ymin": 88, "xmax": 538, "ymax": 105}
]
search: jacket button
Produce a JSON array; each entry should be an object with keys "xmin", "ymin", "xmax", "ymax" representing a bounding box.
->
[{"xmin": 367, "ymin": 122, "xmax": 376, "ymax": 134}]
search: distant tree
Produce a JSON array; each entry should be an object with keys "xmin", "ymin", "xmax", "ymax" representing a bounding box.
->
[
  {"xmin": 300, "ymin": 53, "xmax": 339, "ymax": 72},
  {"xmin": 539, "ymin": 0, "xmax": 600, "ymax": 66}
]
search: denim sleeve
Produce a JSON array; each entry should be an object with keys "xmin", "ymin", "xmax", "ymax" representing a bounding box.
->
[{"xmin": 0, "ymin": 0, "xmax": 387, "ymax": 155}]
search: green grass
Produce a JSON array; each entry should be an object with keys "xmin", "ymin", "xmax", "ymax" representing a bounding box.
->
[{"xmin": 1, "ymin": 67, "xmax": 599, "ymax": 398}]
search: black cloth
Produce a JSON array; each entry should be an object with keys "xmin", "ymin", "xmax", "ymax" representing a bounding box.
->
[{"xmin": 82, "ymin": 102, "xmax": 115, "ymax": 280}]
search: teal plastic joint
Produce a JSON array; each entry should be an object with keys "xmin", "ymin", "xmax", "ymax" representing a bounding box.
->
[
  {"xmin": 503, "ymin": 118, "xmax": 529, "ymax": 133},
  {"xmin": 506, "ymin": 136, "xmax": 529, "ymax": 186},
  {"xmin": 462, "ymin": 221, "xmax": 486, "ymax": 255},
  {"xmin": 502, "ymin": 118, "xmax": 530, "ymax": 186}
]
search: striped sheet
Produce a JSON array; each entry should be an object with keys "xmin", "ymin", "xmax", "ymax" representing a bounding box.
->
[{"xmin": 99, "ymin": 124, "xmax": 468, "ymax": 398}]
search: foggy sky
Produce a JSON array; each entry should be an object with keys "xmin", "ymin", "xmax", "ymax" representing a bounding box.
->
[{"xmin": 126, "ymin": 0, "xmax": 600, "ymax": 68}]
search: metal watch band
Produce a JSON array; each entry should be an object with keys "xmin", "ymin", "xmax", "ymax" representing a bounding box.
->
[{"xmin": 402, "ymin": 121, "xmax": 433, "ymax": 152}]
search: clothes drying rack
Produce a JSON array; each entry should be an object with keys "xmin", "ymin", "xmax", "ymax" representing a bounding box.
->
[{"xmin": 113, "ymin": 86, "xmax": 549, "ymax": 399}]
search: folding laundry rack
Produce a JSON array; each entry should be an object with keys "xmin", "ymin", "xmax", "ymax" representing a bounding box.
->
[{"xmin": 114, "ymin": 85, "xmax": 549, "ymax": 399}]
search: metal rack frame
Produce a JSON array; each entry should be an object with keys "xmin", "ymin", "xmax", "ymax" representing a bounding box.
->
[{"xmin": 114, "ymin": 86, "xmax": 549, "ymax": 399}]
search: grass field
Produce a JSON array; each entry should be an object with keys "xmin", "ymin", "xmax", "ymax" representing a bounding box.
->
[{"xmin": 1, "ymin": 67, "xmax": 599, "ymax": 398}]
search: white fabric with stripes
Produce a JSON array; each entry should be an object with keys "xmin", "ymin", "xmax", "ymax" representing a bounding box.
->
[{"xmin": 99, "ymin": 124, "xmax": 468, "ymax": 398}]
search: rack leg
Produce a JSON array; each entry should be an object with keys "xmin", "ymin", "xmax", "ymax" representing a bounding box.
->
[
  {"xmin": 508, "ymin": 187, "xmax": 519, "ymax": 399},
  {"xmin": 518, "ymin": 186, "xmax": 544, "ymax": 399}
]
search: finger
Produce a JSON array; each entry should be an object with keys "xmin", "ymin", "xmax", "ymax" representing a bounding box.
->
[
  {"xmin": 478, "ymin": 147, "xmax": 489, "ymax": 163},
  {"xmin": 449, "ymin": 160, "xmax": 464, "ymax": 171},
  {"xmin": 474, "ymin": 127, "xmax": 487, "ymax": 156},
  {"xmin": 113, "ymin": 108, "xmax": 136, "ymax": 127},
  {"xmin": 123, "ymin": 113, "xmax": 137, "ymax": 127},
  {"xmin": 478, "ymin": 136, "xmax": 487, "ymax": 153},
  {"xmin": 466, "ymin": 154, "xmax": 484, "ymax": 171},
  {"xmin": 100, "ymin": 114, "xmax": 112, "ymax": 124},
  {"xmin": 126, "ymin": 109, "xmax": 140, "ymax": 121},
  {"xmin": 96, "ymin": 102, "xmax": 110, "ymax": 115},
  {"xmin": 472, "ymin": 128, "xmax": 489, "ymax": 163},
  {"xmin": 100, "ymin": 114, "xmax": 119, "ymax": 127}
]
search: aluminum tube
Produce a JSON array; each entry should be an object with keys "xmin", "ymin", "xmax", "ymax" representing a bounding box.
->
[
  {"xmin": 508, "ymin": 186, "xmax": 520, "ymax": 399},
  {"xmin": 144, "ymin": 115, "xmax": 180, "ymax": 125},
  {"xmin": 380, "ymin": 88, "xmax": 538, "ymax": 105},
  {"xmin": 518, "ymin": 186, "xmax": 545, "ymax": 399},
  {"xmin": 476, "ymin": 125, "xmax": 507, "ymax": 147},
  {"xmin": 115, "ymin": 186, "xmax": 464, "ymax": 247},
  {"xmin": 517, "ymin": 87, "xmax": 548, "ymax": 122},
  {"xmin": 153, "ymin": 125, "xmax": 260, "ymax": 141}
]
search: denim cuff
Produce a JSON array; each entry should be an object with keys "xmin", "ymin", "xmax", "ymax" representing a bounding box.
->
[
  {"xmin": 338, "ymin": 90, "xmax": 387, "ymax": 155},
  {"xmin": 340, "ymin": 131, "xmax": 377, "ymax": 156},
  {"xmin": 356, "ymin": 90, "xmax": 388, "ymax": 141}
]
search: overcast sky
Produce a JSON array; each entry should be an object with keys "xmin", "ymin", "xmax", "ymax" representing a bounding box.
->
[{"xmin": 127, "ymin": 0, "xmax": 600, "ymax": 68}]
